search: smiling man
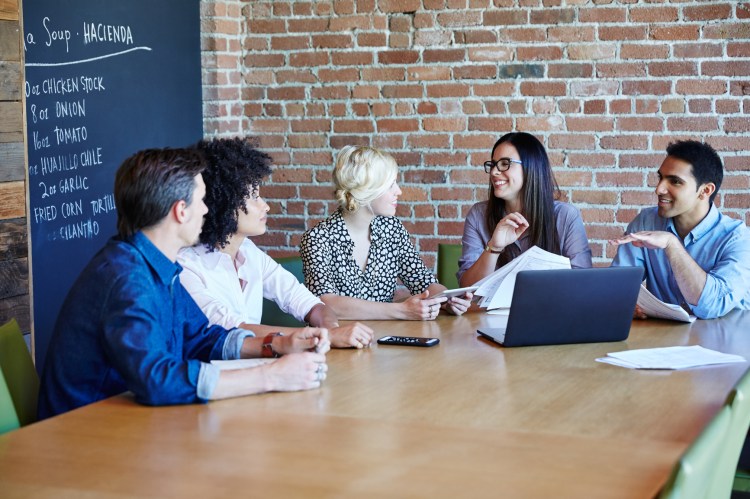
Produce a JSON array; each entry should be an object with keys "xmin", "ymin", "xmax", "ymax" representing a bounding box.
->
[{"xmin": 610, "ymin": 140, "xmax": 750, "ymax": 319}]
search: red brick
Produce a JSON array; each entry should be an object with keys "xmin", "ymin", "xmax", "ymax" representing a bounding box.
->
[
  {"xmin": 427, "ymin": 84, "xmax": 471, "ymax": 98},
  {"xmin": 267, "ymin": 86, "xmax": 305, "ymax": 100},
  {"xmin": 376, "ymin": 119, "xmax": 419, "ymax": 133},
  {"xmin": 378, "ymin": 50, "xmax": 420, "ymax": 64},
  {"xmin": 599, "ymin": 26, "xmax": 648, "ymax": 41},
  {"xmin": 684, "ymin": 4, "xmax": 733, "ymax": 21},
  {"xmin": 622, "ymin": 80, "xmax": 671, "ymax": 96},
  {"xmin": 468, "ymin": 117, "xmax": 514, "ymax": 131},
  {"xmin": 311, "ymin": 86, "xmax": 349, "ymax": 99},
  {"xmin": 570, "ymin": 81, "xmax": 619, "ymax": 97},
  {"xmin": 408, "ymin": 134, "xmax": 449, "ymax": 149},
  {"xmin": 556, "ymin": 171, "xmax": 593, "ymax": 187},
  {"xmin": 631, "ymin": 7, "xmax": 678, "ymax": 23},
  {"xmin": 649, "ymin": 62, "xmax": 697, "ymax": 77},
  {"xmin": 270, "ymin": 35, "xmax": 311, "ymax": 50},
  {"xmin": 333, "ymin": 51, "xmax": 373, "ymax": 66},
  {"xmin": 579, "ymin": 7, "xmax": 626, "ymax": 23},
  {"xmin": 288, "ymin": 18, "xmax": 330, "ymax": 32},
  {"xmin": 517, "ymin": 46, "xmax": 563, "ymax": 61},
  {"xmin": 423, "ymin": 117, "xmax": 467, "ymax": 132},
  {"xmin": 703, "ymin": 61, "xmax": 750, "ymax": 77},
  {"xmin": 725, "ymin": 118, "xmax": 750, "ymax": 133},
  {"xmin": 568, "ymin": 44, "xmax": 616, "ymax": 60},
  {"xmin": 617, "ymin": 117, "xmax": 664, "ymax": 132},
  {"xmin": 571, "ymin": 190, "xmax": 618, "ymax": 205},
  {"xmin": 362, "ymin": 67, "xmax": 405, "ymax": 81},
  {"xmin": 566, "ymin": 117, "xmax": 614, "ymax": 132},
  {"xmin": 666, "ymin": 117, "xmax": 720, "ymax": 132},
  {"xmin": 621, "ymin": 191, "xmax": 655, "ymax": 207},
  {"xmin": 567, "ymin": 153, "xmax": 616, "ymax": 169},
  {"xmin": 516, "ymin": 116, "xmax": 565, "ymax": 131},
  {"xmin": 431, "ymin": 187, "xmax": 474, "ymax": 201},
  {"xmin": 673, "ymin": 43, "xmax": 723, "ymax": 59},
  {"xmin": 500, "ymin": 27, "xmax": 546, "ymax": 43},
  {"xmin": 358, "ymin": 33, "xmax": 386, "ymax": 47},
  {"xmin": 424, "ymin": 152, "xmax": 468, "ymax": 166},
  {"xmin": 289, "ymin": 52, "xmax": 329, "ymax": 67},
  {"xmin": 379, "ymin": 0, "xmax": 421, "ymax": 12},
  {"xmin": 288, "ymin": 134, "xmax": 328, "ymax": 149},
  {"xmin": 597, "ymin": 63, "xmax": 646, "ymax": 78},
  {"xmin": 423, "ymin": 49, "xmax": 465, "ymax": 63},
  {"xmin": 596, "ymin": 172, "xmax": 645, "ymax": 188},
  {"xmin": 548, "ymin": 134, "xmax": 596, "ymax": 150},
  {"xmin": 635, "ymin": 99, "xmax": 659, "ymax": 114},
  {"xmin": 330, "ymin": 16, "xmax": 371, "ymax": 32},
  {"xmin": 333, "ymin": 120, "xmax": 374, "ymax": 133},
  {"xmin": 548, "ymin": 27, "xmax": 596, "ymax": 43},
  {"xmin": 600, "ymin": 135, "xmax": 649, "ymax": 150},
  {"xmin": 725, "ymin": 193, "xmax": 750, "ymax": 209},
  {"xmin": 621, "ymin": 43, "xmax": 669, "ymax": 60},
  {"xmin": 676, "ymin": 79, "xmax": 727, "ymax": 95},
  {"xmin": 650, "ymin": 25, "xmax": 700, "ymax": 41},
  {"xmin": 530, "ymin": 8, "xmax": 575, "ymax": 24},
  {"xmin": 312, "ymin": 34, "xmax": 353, "ymax": 49},
  {"xmin": 520, "ymin": 82, "xmax": 566, "ymax": 97},
  {"xmin": 455, "ymin": 30, "xmax": 498, "ymax": 44},
  {"xmin": 248, "ymin": 19, "xmax": 285, "ymax": 34},
  {"xmin": 468, "ymin": 46, "xmax": 513, "ymax": 62},
  {"xmin": 483, "ymin": 10, "xmax": 528, "ymax": 25},
  {"xmin": 583, "ymin": 100, "xmax": 606, "ymax": 114},
  {"xmin": 450, "ymin": 169, "xmax": 488, "ymax": 184},
  {"xmin": 548, "ymin": 63, "xmax": 593, "ymax": 79},
  {"xmin": 473, "ymin": 83, "xmax": 515, "ymax": 96},
  {"xmin": 437, "ymin": 11, "xmax": 482, "ymax": 27},
  {"xmin": 382, "ymin": 84, "xmax": 424, "ymax": 99}
]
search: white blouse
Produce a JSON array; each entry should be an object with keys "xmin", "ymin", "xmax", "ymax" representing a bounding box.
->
[{"xmin": 178, "ymin": 239, "xmax": 322, "ymax": 329}]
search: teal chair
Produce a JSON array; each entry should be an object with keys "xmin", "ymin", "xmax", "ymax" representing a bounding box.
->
[
  {"xmin": 261, "ymin": 256, "xmax": 306, "ymax": 328},
  {"xmin": 437, "ymin": 243, "xmax": 462, "ymax": 289},
  {"xmin": 660, "ymin": 371, "xmax": 750, "ymax": 499},
  {"xmin": 0, "ymin": 367, "xmax": 20, "ymax": 434},
  {"xmin": 0, "ymin": 319, "xmax": 39, "ymax": 427}
]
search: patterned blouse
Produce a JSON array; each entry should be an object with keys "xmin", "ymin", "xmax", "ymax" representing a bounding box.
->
[{"xmin": 300, "ymin": 210, "xmax": 437, "ymax": 302}]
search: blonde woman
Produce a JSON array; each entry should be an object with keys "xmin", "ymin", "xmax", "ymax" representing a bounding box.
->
[{"xmin": 300, "ymin": 146, "xmax": 472, "ymax": 320}]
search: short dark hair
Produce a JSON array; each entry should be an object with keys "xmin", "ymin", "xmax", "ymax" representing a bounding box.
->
[
  {"xmin": 666, "ymin": 140, "xmax": 723, "ymax": 205},
  {"xmin": 196, "ymin": 137, "xmax": 273, "ymax": 249},
  {"xmin": 486, "ymin": 132, "xmax": 561, "ymax": 265},
  {"xmin": 114, "ymin": 148, "xmax": 205, "ymax": 238}
]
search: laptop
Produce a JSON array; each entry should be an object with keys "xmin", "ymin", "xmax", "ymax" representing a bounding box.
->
[{"xmin": 477, "ymin": 266, "xmax": 642, "ymax": 347}]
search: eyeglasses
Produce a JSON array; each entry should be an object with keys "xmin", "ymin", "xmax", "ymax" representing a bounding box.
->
[{"xmin": 483, "ymin": 158, "xmax": 523, "ymax": 174}]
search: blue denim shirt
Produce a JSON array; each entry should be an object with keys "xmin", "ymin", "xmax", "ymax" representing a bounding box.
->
[
  {"xmin": 612, "ymin": 206, "xmax": 750, "ymax": 319},
  {"xmin": 38, "ymin": 232, "xmax": 251, "ymax": 419}
]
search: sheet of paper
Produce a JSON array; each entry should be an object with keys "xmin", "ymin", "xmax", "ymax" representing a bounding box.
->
[
  {"xmin": 595, "ymin": 345, "xmax": 745, "ymax": 370},
  {"xmin": 210, "ymin": 358, "xmax": 277, "ymax": 370},
  {"xmin": 637, "ymin": 284, "xmax": 696, "ymax": 323},
  {"xmin": 475, "ymin": 246, "xmax": 570, "ymax": 310}
]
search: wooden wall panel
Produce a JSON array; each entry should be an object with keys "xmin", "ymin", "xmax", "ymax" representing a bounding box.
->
[{"xmin": 0, "ymin": 0, "xmax": 31, "ymax": 336}]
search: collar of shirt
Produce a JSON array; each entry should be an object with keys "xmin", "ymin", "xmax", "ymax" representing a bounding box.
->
[
  {"xmin": 665, "ymin": 204, "xmax": 720, "ymax": 246},
  {"xmin": 130, "ymin": 231, "xmax": 182, "ymax": 286},
  {"xmin": 332, "ymin": 209, "xmax": 390, "ymax": 248}
]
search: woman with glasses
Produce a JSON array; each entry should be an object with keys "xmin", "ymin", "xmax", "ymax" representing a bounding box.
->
[
  {"xmin": 300, "ymin": 145, "xmax": 472, "ymax": 321},
  {"xmin": 458, "ymin": 132, "xmax": 592, "ymax": 287}
]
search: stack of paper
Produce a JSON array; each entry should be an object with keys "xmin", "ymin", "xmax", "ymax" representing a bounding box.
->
[
  {"xmin": 474, "ymin": 245, "xmax": 570, "ymax": 310},
  {"xmin": 638, "ymin": 285, "xmax": 696, "ymax": 323},
  {"xmin": 596, "ymin": 345, "xmax": 745, "ymax": 370}
]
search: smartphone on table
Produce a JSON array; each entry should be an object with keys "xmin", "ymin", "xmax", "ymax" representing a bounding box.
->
[{"xmin": 377, "ymin": 336, "xmax": 439, "ymax": 347}]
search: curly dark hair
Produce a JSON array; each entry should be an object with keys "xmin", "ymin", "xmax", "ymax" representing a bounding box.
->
[{"xmin": 195, "ymin": 137, "xmax": 273, "ymax": 249}]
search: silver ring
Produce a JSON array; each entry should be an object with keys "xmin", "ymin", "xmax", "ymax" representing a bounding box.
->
[{"xmin": 316, "ymin": 364, "xmax": 323, "ymax": 374}]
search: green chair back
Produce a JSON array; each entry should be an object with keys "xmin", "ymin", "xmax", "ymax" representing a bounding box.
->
[
  {"xmin": 660, "ymin": 371, "xmax": 750, "ymax": 499},
  {"xmin": 261, "ymin": 256, "xmax": 306, "ymax": 328},
  {"xmin": 437, "ymin": 243, "xmax": 462, "ymax": 289},
  {"xmin": 0, "ymin": 367, "xmax": 20, "ymax": 434},
  {"xmin": 719, "ymin": 372, "xmax": 750, "ymax": 497},
  {"xmin": 0, "ymin": 319, "xmax": 40, "ymax": 427},
  {"xmin": 659, "ymin": 404, "xmax": 732, "ymax": 499}
]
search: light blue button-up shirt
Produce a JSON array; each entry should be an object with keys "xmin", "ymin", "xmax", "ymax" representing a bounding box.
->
[{"xmin": 612, "ymin": 205, "xmax": 750, "ymax": 319}]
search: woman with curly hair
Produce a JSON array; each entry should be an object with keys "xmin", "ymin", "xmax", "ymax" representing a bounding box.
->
[
  {"xmin": 178, "ymin": 137, "xmax": 373, "ymax": 349},
  {"xmin": 458, "ymin": 132, "xmax": 592, "ymax": 287},
  {"xmin": 300, "ymin": 145, "xmax": 472, "ymax": 320}
]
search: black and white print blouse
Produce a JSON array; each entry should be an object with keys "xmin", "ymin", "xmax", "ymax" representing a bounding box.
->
[{"xmin": 300, "ymin": 210, "xmax": 437, "ymax": 302}]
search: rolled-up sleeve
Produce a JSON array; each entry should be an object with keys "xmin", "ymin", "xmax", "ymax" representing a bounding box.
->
[{"xmin": 692, "ymin": 233, "xmax": 750, "ymax": 319}]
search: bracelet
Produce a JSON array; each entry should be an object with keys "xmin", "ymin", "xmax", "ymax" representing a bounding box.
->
[
  {"xmin": 485, "ymin": 244, "xmax": 504, "ymax": 254},
  {"xmin": 261, "ymin": 332, "xmax": 283, "ymax": 358}
]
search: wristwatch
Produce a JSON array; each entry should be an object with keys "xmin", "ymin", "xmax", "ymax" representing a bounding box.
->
[
  {"xmin": 485, "ymin": 244, "xmax": 504, "ymax": 254},
  {"xmin": 261, "ymin": 332, "xmax": 283, "ymax": 358}
]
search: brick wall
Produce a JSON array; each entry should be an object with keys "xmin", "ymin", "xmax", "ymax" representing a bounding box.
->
[{"xmin": 202, "ymin": 0, "xmax": 750, "ymax": 268}]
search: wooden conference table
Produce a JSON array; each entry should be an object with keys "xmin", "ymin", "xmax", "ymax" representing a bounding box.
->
[{"xmin": 2, "ymin": 311, "xmax": 750, "ymax": 498}]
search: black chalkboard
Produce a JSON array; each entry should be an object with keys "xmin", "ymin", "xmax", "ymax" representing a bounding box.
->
[{"xmin": 23, "ymin": 0, "xmax": 203, "ymax": 368}]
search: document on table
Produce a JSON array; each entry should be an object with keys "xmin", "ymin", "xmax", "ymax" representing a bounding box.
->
[
  {"xmin": 596, "ymin": 345, "xmax": 746, "ymax": 370},
  {"xmin": 637, "ymin": 284, "xmax": 696, "ymax": 323},
  {"xmin": 210, "ymin": 358, "xmax": 277, "ymax": 370}
]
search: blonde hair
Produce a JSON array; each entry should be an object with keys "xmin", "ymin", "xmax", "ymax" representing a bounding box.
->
[{"xmin": 333, "ymin": 146, "xmax": 399, "ymax": 212}]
